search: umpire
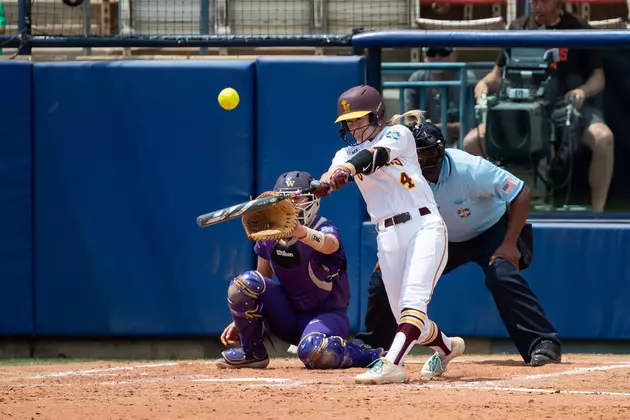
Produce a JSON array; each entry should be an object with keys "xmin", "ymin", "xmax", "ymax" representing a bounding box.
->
[{"xmin": 354, "ymin": 123, "xmax": 562, "ymax": 367}]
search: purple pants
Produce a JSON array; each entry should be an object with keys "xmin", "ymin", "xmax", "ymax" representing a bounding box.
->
[
  {"xmin": 258, "ymin": 276, "xmax": 349, "ymax": 345},
  {"xmin": 227, "ymin": 271, "xmax": 349, "ymax": 354}
]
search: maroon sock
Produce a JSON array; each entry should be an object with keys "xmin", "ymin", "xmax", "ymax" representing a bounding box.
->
[
  {"xmin": 384, "ymin": 308, "xmax": 424, "ymax": 365},
  {"xmin": 421, "ymin": 320, "xmax": 452, "ymax": 356}
]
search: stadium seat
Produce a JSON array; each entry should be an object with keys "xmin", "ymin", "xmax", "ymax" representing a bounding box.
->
[
  {"xmin": 588, "ymin": 17, "xmax": 628, "ymax": 28},
  {"xmin": 415, "ymin": 16, "xmax": 506, "ymax": 30}
]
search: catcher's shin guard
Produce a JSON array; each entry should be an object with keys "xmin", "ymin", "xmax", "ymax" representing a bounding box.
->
[
  {"xmin": 227, "ymin": 270, "xmax": 267, "ymax": 359},
  {"xmin": 297, "ymin": 332, "xmax": 383, "ymax": 369}
]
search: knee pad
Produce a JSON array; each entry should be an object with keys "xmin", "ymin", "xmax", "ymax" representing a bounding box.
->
[
  {"xmin": 298, "ymin": 333, "xmax": 346, "ymax": 369},
  {"xmin": 227, "ymin": 270, "xmax": 266, "ymax": 317},
  {"xmin": 297, "ymin": 333, "xmax": 382, "ymax": 369}
]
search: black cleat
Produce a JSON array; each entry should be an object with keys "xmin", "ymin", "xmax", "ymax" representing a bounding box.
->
[{"xmin": 530, "ymin": 340, "xmax": 562, "ymax": 367}]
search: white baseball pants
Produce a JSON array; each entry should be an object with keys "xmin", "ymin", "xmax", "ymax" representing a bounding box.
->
[{"xmin": 375, "ymin": 207, "xmax": 448, "ymax": 322}]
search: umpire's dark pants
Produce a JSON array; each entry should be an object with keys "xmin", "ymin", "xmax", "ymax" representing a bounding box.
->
[{"xmin": 354, "ymin": 215, "xmax": 560, "ymax": 363}]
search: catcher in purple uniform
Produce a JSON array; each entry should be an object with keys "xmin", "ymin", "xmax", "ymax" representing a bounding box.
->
[{"xmin": 216, "ymin": 170, "xmax": 383, "ymax": 369}]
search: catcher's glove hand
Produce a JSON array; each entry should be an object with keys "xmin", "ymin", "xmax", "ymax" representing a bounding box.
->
[{"xmin": 242, "ymin": 191, "xmax": 299, "ymax": 241}]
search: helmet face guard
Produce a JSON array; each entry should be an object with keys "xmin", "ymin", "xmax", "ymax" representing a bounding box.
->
[
  {"xmin": 338, "ymin": 114, "xmax": 382, "ymax": 146},
  {"xmin": 417, "ymin": 145, "xmax": 445, "ymax": 171},
  {"xmin": 290, "ymin": 196, "xmax": 321, "ymax": 226},
  {"xmin": 273, "ymin": 171, "xmax": 321, "ymax": 226},
  {"xmin": 408, "ymin": 123, "xmax": 446, "ymax": 177}
]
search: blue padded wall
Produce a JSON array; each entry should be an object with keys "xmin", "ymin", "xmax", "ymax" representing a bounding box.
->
[
  {"xmin": 360, "ymin": 222, "xmax": 630, "ymax": 340},
  {"xmin": 525, "ymin": 223, "xmax": 630, "ymax": 340},
  {"xmin": 0, "ymin": 61, "xmax": 34, "ymax": 335},
  {"xmin": 256, "ymin": 57, "xmax": 366, "ymax": 331},
  {"xmin": 33, "ymin": 61, "xmax": 256, "ymax": 335}
]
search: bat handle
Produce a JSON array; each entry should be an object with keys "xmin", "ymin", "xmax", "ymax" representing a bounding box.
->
[
  {"xmin": 306, "ymin": 180, "xmax": 321, "ymax": 193},
  {"xmin": 306, "ymin": 175, "xmax": 355, "ymax": 194}
]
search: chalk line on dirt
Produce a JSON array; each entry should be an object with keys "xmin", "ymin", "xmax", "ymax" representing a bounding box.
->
[
  {"xmin": 2, "ymin": 362, "xmax": 179, "ymax": 381},
  {"xmin": 449, "ymin": 362, "xmax": 630, "ymax": 389},
  {"xmin": 422, "ymin": 383, "xmax": 630, "ymax": 397},
  {"xmin": 508, "ymin": 363, "xmax": 630, "ymax": 381},
  {"xmin": 193, "ymin": 377, "xmax": 290, "ymax": 383}
]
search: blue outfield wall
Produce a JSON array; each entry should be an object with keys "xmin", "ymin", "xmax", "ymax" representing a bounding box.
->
[
  {"xmin": 0, "ymin": 61, "xmax": 34, "ymax": 335},
  {"xmin": 2, "ymin": 57, "xmax": 630, "ymax": 341},
  {"xmin": 30, "ymin": 57, "xmax": 368, "ymax": 336},
  {"xmin": 33, "ymin": 61, "xmax": 256, "ymax": 335},
  {"xmin": 360, "ymin": 221, "xmax": 630, "ymax": 340}
]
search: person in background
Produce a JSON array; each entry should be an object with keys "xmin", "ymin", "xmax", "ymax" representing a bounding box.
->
[
  {"xmin": 464, "ymin": 0, "xmax": 613, "ymax": 212},
  {"xmin": 405, "ymin": 47, "xmax": 477, "ymax": 147}
]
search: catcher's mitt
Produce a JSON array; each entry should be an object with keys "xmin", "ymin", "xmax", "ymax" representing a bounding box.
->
[{"xmin": 242, "ymin": 191, "xmax": 299, "ymax": 241}]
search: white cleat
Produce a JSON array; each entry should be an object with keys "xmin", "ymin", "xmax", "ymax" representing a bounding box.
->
[
  {"xmin": 420, "ymin": 336, "xmax": 466, "ymax": 380},
  {"xmin": 354, "ymin": 357, "xmax": 408, "ymax": 385}
]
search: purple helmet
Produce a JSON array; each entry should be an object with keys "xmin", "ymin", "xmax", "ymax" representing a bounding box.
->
[
  {"xmin": 273, "ymin": 171, "xmax": 320, "ymax": 226},
  {"xmin": 273, "ymin": 171, "xmax": 313, "ymax": 192},
  {"xmin": 335, "ymin": 85, "xmax": 386, "ymax": 125}
]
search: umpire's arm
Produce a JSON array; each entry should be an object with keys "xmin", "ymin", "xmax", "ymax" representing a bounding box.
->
[
  {"xmin": 504, "ymin": 185, "xmax": 531, "ymax": 246},
  {"xmin": 471, "ymin": 157, "xmax": 530, "ymax": 247}
]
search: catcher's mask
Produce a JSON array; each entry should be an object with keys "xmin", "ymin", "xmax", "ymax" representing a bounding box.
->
[
  {"xmin": 273, "ymin": 171, "xmax": 321, "ymax": 226},
  {"xmin": 335, "ymin": 85, "xmax": 386, "ymax": 146},
  {"xmin": 408, "ymin": 122, "xmax": 446, "ymax": 180}
]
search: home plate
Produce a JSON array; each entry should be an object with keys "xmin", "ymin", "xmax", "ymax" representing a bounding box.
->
[{"xmin": 193, "ymin": 377, "xmax": 291, "ymax": 383}]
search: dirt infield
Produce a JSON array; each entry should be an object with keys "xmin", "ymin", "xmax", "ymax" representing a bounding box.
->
[{"xmin": 1, "ymin": 354, "xmax": 630, "ymax": 420}]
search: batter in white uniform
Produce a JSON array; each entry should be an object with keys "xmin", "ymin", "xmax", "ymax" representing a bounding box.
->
[{"xmin": 313, "ymin": 85, "xmax": 465, "ymax": 384}]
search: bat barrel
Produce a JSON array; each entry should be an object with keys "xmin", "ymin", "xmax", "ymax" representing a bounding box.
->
[
  {"xmin": 196, "ymin": 212, "xmax": 218, "ymax": 227},
  {"xmin": 196, "ymin": 180, "xmax": 329, "ymax": 229}
]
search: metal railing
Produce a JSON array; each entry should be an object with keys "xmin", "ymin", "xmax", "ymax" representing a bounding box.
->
[
  {"xmin": 1, "ymin": 0, "xmax": 626, "ymax": 53},
  {"xmin": 381, "ymin": 62, "xmax": 495, "ymax": 148}
]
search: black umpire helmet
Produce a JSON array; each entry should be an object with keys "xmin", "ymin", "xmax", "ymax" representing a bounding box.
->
[{"xmin": 406, "ymin": 122, "xmax": 446, "ymax": 180}]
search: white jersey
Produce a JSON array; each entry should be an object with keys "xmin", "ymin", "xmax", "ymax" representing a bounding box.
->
[{"xmin": 329, "ymin": 125, "xmax": 437, "ymax": 222}]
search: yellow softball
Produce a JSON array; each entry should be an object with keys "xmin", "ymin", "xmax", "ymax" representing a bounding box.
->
[{"xmin": 218, "ymin": 87, "xmax": 240, "ymax": 110}]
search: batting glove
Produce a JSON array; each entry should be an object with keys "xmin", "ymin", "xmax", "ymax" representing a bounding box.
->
[
  {"xmin": 312, "ymin": 181, "xmax": 332, "ymax": 198},
  {"xmin": 330, "ymin": 168, "xmax": 351, "ymax": 190}
]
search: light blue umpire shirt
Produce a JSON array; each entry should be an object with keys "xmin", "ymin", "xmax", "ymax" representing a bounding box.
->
[{"xmin": 431, "ymin": 148, "xmax": 525, "ymax": 243}]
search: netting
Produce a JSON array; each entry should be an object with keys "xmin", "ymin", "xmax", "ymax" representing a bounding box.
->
[
  {"xmin": 2, "ymin": 1, "xmax": 21, "ymax": 37},
  {"xmin": 0, "ymin": 0, "xmax": 627, "ymax": 50},
  {"xmin": 123, "ymin": 0, "xmax": 414, "ymax": 36},
  {"xmin": 2, "ymin": 0, "xmax": 110, "ymax": 37},
  {"xmin": 0, "ymin": 0, "xmax": 415, "ymax": 39}
]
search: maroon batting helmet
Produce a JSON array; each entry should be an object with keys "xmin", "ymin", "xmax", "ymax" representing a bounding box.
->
[
  {"xmin": 335, "ymin": 85, "xmax": 386, "ymax": 125},
  {"xmin": 335, "ymin": 85, "xmax": 386, "ymax": 145}
]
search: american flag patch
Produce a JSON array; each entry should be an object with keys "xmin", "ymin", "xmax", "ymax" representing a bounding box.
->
[{"xmin": 502, "ymin": 178, "xmax": 517, "ymax": 194}]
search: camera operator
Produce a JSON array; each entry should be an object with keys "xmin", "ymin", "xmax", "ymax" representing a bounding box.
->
[{"xmin": 463, "ymin": 0, "xmax": 614, "ymax": 212}]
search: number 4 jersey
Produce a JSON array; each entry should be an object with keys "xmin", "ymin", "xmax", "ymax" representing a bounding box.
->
[{"xmin": 330, "ymin": 125, "xmax": 438, "ymax": 223}]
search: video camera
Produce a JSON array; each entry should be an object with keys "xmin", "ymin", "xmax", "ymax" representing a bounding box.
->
[
  {"xmin": 478, "ymin": 48, "xmax": 584, "ymax": 210},
  {"xmin": 481, "ymin": 48, "xmax": 559, "ymax": 165}
]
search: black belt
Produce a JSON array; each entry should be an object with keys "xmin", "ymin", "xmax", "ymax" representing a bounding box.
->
[{"xmin": 382, "ymin": 207, "xmax": 431, "ymax": 229}]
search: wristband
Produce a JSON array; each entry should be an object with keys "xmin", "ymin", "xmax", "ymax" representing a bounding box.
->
[{"xmin": 298, "ymin": 227, "xmax": 326, "ymax": 251}]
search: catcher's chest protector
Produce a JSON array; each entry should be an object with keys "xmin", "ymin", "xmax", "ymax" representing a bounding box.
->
[{"xmin": 271, "ymin": 241, "xmax": 303, "ymax": 269}]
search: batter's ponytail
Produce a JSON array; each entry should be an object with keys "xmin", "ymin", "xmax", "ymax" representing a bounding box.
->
[{"xmin": 387, "ymin": 109, "xmax": 426, "ymax": 126}]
